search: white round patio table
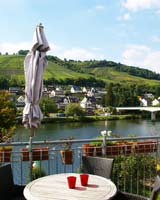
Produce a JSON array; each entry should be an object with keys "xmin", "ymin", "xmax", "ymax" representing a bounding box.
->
[{"xmin": 24, "ymin": 173, "xmax": 117, "ymax": 200}]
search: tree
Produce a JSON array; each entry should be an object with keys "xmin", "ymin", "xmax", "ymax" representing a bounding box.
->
[
  {"xmin": 105, "ymin": 84, "xmax": 115, "ymax": 107},
  {"xmin": 155, "ymin": 86, "xmax": 160, "ymax": 97},
  {"xmin": 136, "ymin": 85, "xmax": 142, "ymax": 96},
  {"xmin": 65, "ymin": 103, "xmax": 85, "ymax": 116},
  {"xmin": 40, "ymin": 97, "xmax": 57, "ymax": 116},
  {"xmin": 18, "ymin": 50, "xmax": 29, "ymax": 55},
  {"xmin": 0, "ymin": 77, "xmax": 9, "ymax": 89},
  {"xmin": 0, "ymin": 91, "xmax": 16, "ymax": 142}
]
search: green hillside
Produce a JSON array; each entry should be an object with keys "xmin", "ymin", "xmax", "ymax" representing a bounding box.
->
[
  {"xmin": 81, "ymin": 66, "xmax": 160, "ymax": 86},
  {"xmin": 0, "ymin": 55, "xmax": 90, "ymax": 81},
  {"xmin": 0, "ymin": 54, "xmax": 160, "ymax": 87},
  {"xmin": 46, "ymin": 61, "xmax": 90, "ymax": 80}
]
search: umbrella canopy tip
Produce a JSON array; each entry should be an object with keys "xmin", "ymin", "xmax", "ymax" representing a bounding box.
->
[{"xmin": 37, "ymin": 23, "xmax": 44, "ymax": 28}]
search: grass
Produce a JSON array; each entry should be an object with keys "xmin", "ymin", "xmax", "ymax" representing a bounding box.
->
[
  {"xmin": 90, "ymin": 66, "xmax": 160, "ymax": 86},
  {"xmin": 45, "ymin": 61, "xmax": 90, "ymax": 80}
]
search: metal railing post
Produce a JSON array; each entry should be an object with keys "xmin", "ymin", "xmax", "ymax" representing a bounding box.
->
[{"xmin": 102, "ymin": 132, "xmax": 107, "ymax": 157}]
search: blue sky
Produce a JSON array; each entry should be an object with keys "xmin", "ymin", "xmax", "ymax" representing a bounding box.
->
[{"xmin": 0, "ymin": 0, "xmax": 160, "ymax": 73}]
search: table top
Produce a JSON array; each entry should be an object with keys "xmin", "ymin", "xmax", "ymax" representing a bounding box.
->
[{"xmin": 24, "ymin": 173, "xmax": 117, "ymax": 200}]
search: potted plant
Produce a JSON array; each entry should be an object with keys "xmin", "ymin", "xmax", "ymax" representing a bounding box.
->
[
  {"xmin": 0, "ymin": 127, "xmax": 15, "ymax": 162},
  {"xmin": 0, "ymin": 129, "xmax": 15, "ymax": 162},
  {"xmin": 0, "ymin": 145, "xmax": 13, "ymax": 162},
  {"xmin": 60, "ymin": 137, "xmax": 74, "ymax": 164},
  {"xmin": 82, "ymin": 143, "xmax": 95, "ymax": 156},
  {"xmin": 82, "ymin": 130, "xmax": 113, "ymax": 157},
  {"xmin": 84, "ymin": 131, "xmax": 137, "ymax": 157}
]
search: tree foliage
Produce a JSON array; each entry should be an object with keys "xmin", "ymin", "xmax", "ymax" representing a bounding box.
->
[
  {"xmin": 40, "ymin": 97, "xmax": 57, "ymax": 116},
  {"xmin": 105, "ymin": 83, "xmax": 115, "ymax": 106},
  {"xmin": 0, "ymin": 77, "xmax": 24, "ymax": 89},
  {"xmin": 44, "ymin": 77, "xmax": 105, "ymax": 88},
  {"xmin": 0, "ymin": 91, "xmax": 16, "ymax": 142},
  {"xmin": 18, "ymin": 49, "xmax": 29, "ymax": 55},
  {"xmin": 155, "ymin": 86, "xmax": 160, "ymax": 97},
  {"xmin": 65, "ymin": 103, "xmax": 85, "ymax": 116},
  {"xmin": 112, "ymin": 154, "xmax": 156, "ymax": 196},
  {"xmin": 105, "ymin": 83, "xmax": 140, "ymax": 107}
]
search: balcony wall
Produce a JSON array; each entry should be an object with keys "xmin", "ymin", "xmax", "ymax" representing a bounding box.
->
[{"xmin": 0, "ymin": 136, "xmax": 160, "ymax": 197}]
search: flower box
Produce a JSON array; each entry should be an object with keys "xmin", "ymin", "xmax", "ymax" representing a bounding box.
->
[
  {"xmin": 60, "ymin": 150, "xmax": 73, "ymax": 164},
  {"xmin": 21, "ymin": 147, "xmax": 49, "ymax": 161},
  {"xmin": 0, "ymin": 146, "xmax": 12, "ymax": 162},
  {"xmin": 135, "ymin": 141, "xmax": 158, "ymax": 154},
  {"xmin": 82, "ymin": 140, "xmax": 158, "ymax": 157},
  {"xmin": 95, "ymin": 146, "xmax": 102, "ymax": 156},
  {"xmin": 82, "ymin": 144, "xmax": 95, "ymax": 156},
  {"xmin": 106, "ymin": 144, "xmax": 124, "ymax": 156}
]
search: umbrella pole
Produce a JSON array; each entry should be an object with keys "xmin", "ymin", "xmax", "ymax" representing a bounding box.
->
[
  {"xmin": 29, "ymin": 129, "xmax": 34, "ymax": 181},
  {"xmin": 29, "ymin": 136, "xmax": 33, "ymax": 181}
]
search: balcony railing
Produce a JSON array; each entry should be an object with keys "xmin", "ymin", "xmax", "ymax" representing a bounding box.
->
[{"xmin": 0, "ymin": 135, "xmax": 160, "ymax": 197}]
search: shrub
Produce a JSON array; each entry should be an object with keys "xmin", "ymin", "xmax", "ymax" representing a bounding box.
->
[
  {"xmin": 112, "ymin": 154, "xmax": 156, "ymax": 196},
  {"xmin": 0, "ymin": 91, "xmax": 16, "ymax": 142},
  {"xmin": 65, "ymin": 103, "xmax": 85, "ymax": 117}
]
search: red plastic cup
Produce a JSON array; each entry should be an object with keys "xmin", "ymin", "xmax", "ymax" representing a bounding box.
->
[
  {"xmin": 67, "ymin": 176, "xmax": 76, "ymax": 189},
  {"xmin": 80, "ymin": 174, "xmax": 89, "ymax": 186}
]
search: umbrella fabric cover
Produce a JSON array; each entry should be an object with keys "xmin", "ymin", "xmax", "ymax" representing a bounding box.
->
[{"xmin": 23, "ymin": 24, "xmax": 50, "ymax": 129}]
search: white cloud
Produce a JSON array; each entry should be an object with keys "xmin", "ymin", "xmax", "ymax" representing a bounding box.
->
[
  {"xmin": 117, "ymin": 13, "xmax": 131, "ymax": 21},
  {"xmin": 90, "ymin": 47, "xmax": 101, "ymax": 51},
  {"xmin": 0, "ymin": 41, "xmax": 61, "ymax": 55},
  {"xmin": 122, "ymin": 44, "xmax": 160, "ymax": 73},
  {"xmin": 49, "ymin": 42, "xmax": 63, "ymax": 55},
  {"xmin": 88, "ymin": 4, "xmax": 105, "ymax": 13},
  {"xmin": 143, "ymin": 51, "xmax": 160, "ymax": 72},
  {"xmin": 60, "ymin": 48, "xmax": 104, "ymax": 61},
  {"xmin": 0, "ymin": 41, "xmax": 105, "ymax": 62},
  {"xmin": 0, "ymin": 42, "xmax": 32, "ymax": 54},
  {"xmin": 155, "ymin": 9, "xmax": 160, "ymax": 15},
  {"xmin": 152, "ymin": 35, "xmax": 160, "ymax": 42},
  {"xmin": 95, "ymin": 5, "xmax": 105, "ymax": 10},
  {"xmin": 122, "ymin": 0, "xmax": 160, "ymax": 12}
]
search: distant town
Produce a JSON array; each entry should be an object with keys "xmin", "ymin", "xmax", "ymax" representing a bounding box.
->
[{"xmin": 8, "ymin": 84, "xmax": 160, "ymax": 119}]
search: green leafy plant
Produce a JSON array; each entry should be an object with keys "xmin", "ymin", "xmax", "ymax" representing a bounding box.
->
[
  {"xmin": 90, "ymin": 131, "xmax": 120, "ymax": 146},
  {"xmin": 32, "ymin": 161, "xmax": 46, "ymax": 180},
  {"xmin": 60, "ymin": 136, "xmax": 74, "ymax": 150},
  {"xmin": 112, "ymin": 154, "xmax": 156, "ymax": 197}
]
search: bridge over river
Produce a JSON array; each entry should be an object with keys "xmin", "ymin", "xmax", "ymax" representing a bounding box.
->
[{"xmin": 116, "ymin": 107, "xmax": 160, "ymax": 120}]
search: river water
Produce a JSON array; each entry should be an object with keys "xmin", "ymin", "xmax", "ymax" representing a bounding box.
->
[{"xmin": 15, "ymin": 119, "xmax": 160, "ymax": 141}]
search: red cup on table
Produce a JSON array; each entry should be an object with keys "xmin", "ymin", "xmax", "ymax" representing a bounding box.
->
[
  {"xmin": 67, "ymin": 176, "xmax": 77, "ymax": 189},
  {"xmin": 80, "ymin": 174, "xmax": 89, "ymax": 186}
]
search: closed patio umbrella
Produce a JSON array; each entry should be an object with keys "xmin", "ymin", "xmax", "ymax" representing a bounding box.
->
[
  {"xmin": 23, "ymin": 23, "xmax": 50, "ymax": 134},
  {"xmin": 22, "ymin": 23, "xmax": 50, "ymax": 180}
]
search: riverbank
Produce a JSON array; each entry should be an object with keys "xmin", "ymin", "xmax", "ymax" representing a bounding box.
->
[{"xmin": 41, "ymin": 114, "xmax": 141, "ymax": 123}]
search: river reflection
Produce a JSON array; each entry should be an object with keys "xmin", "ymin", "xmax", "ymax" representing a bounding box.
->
[{"xmin": 14, "ymin": 119, "xmax": 160, "ymax": 142}]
